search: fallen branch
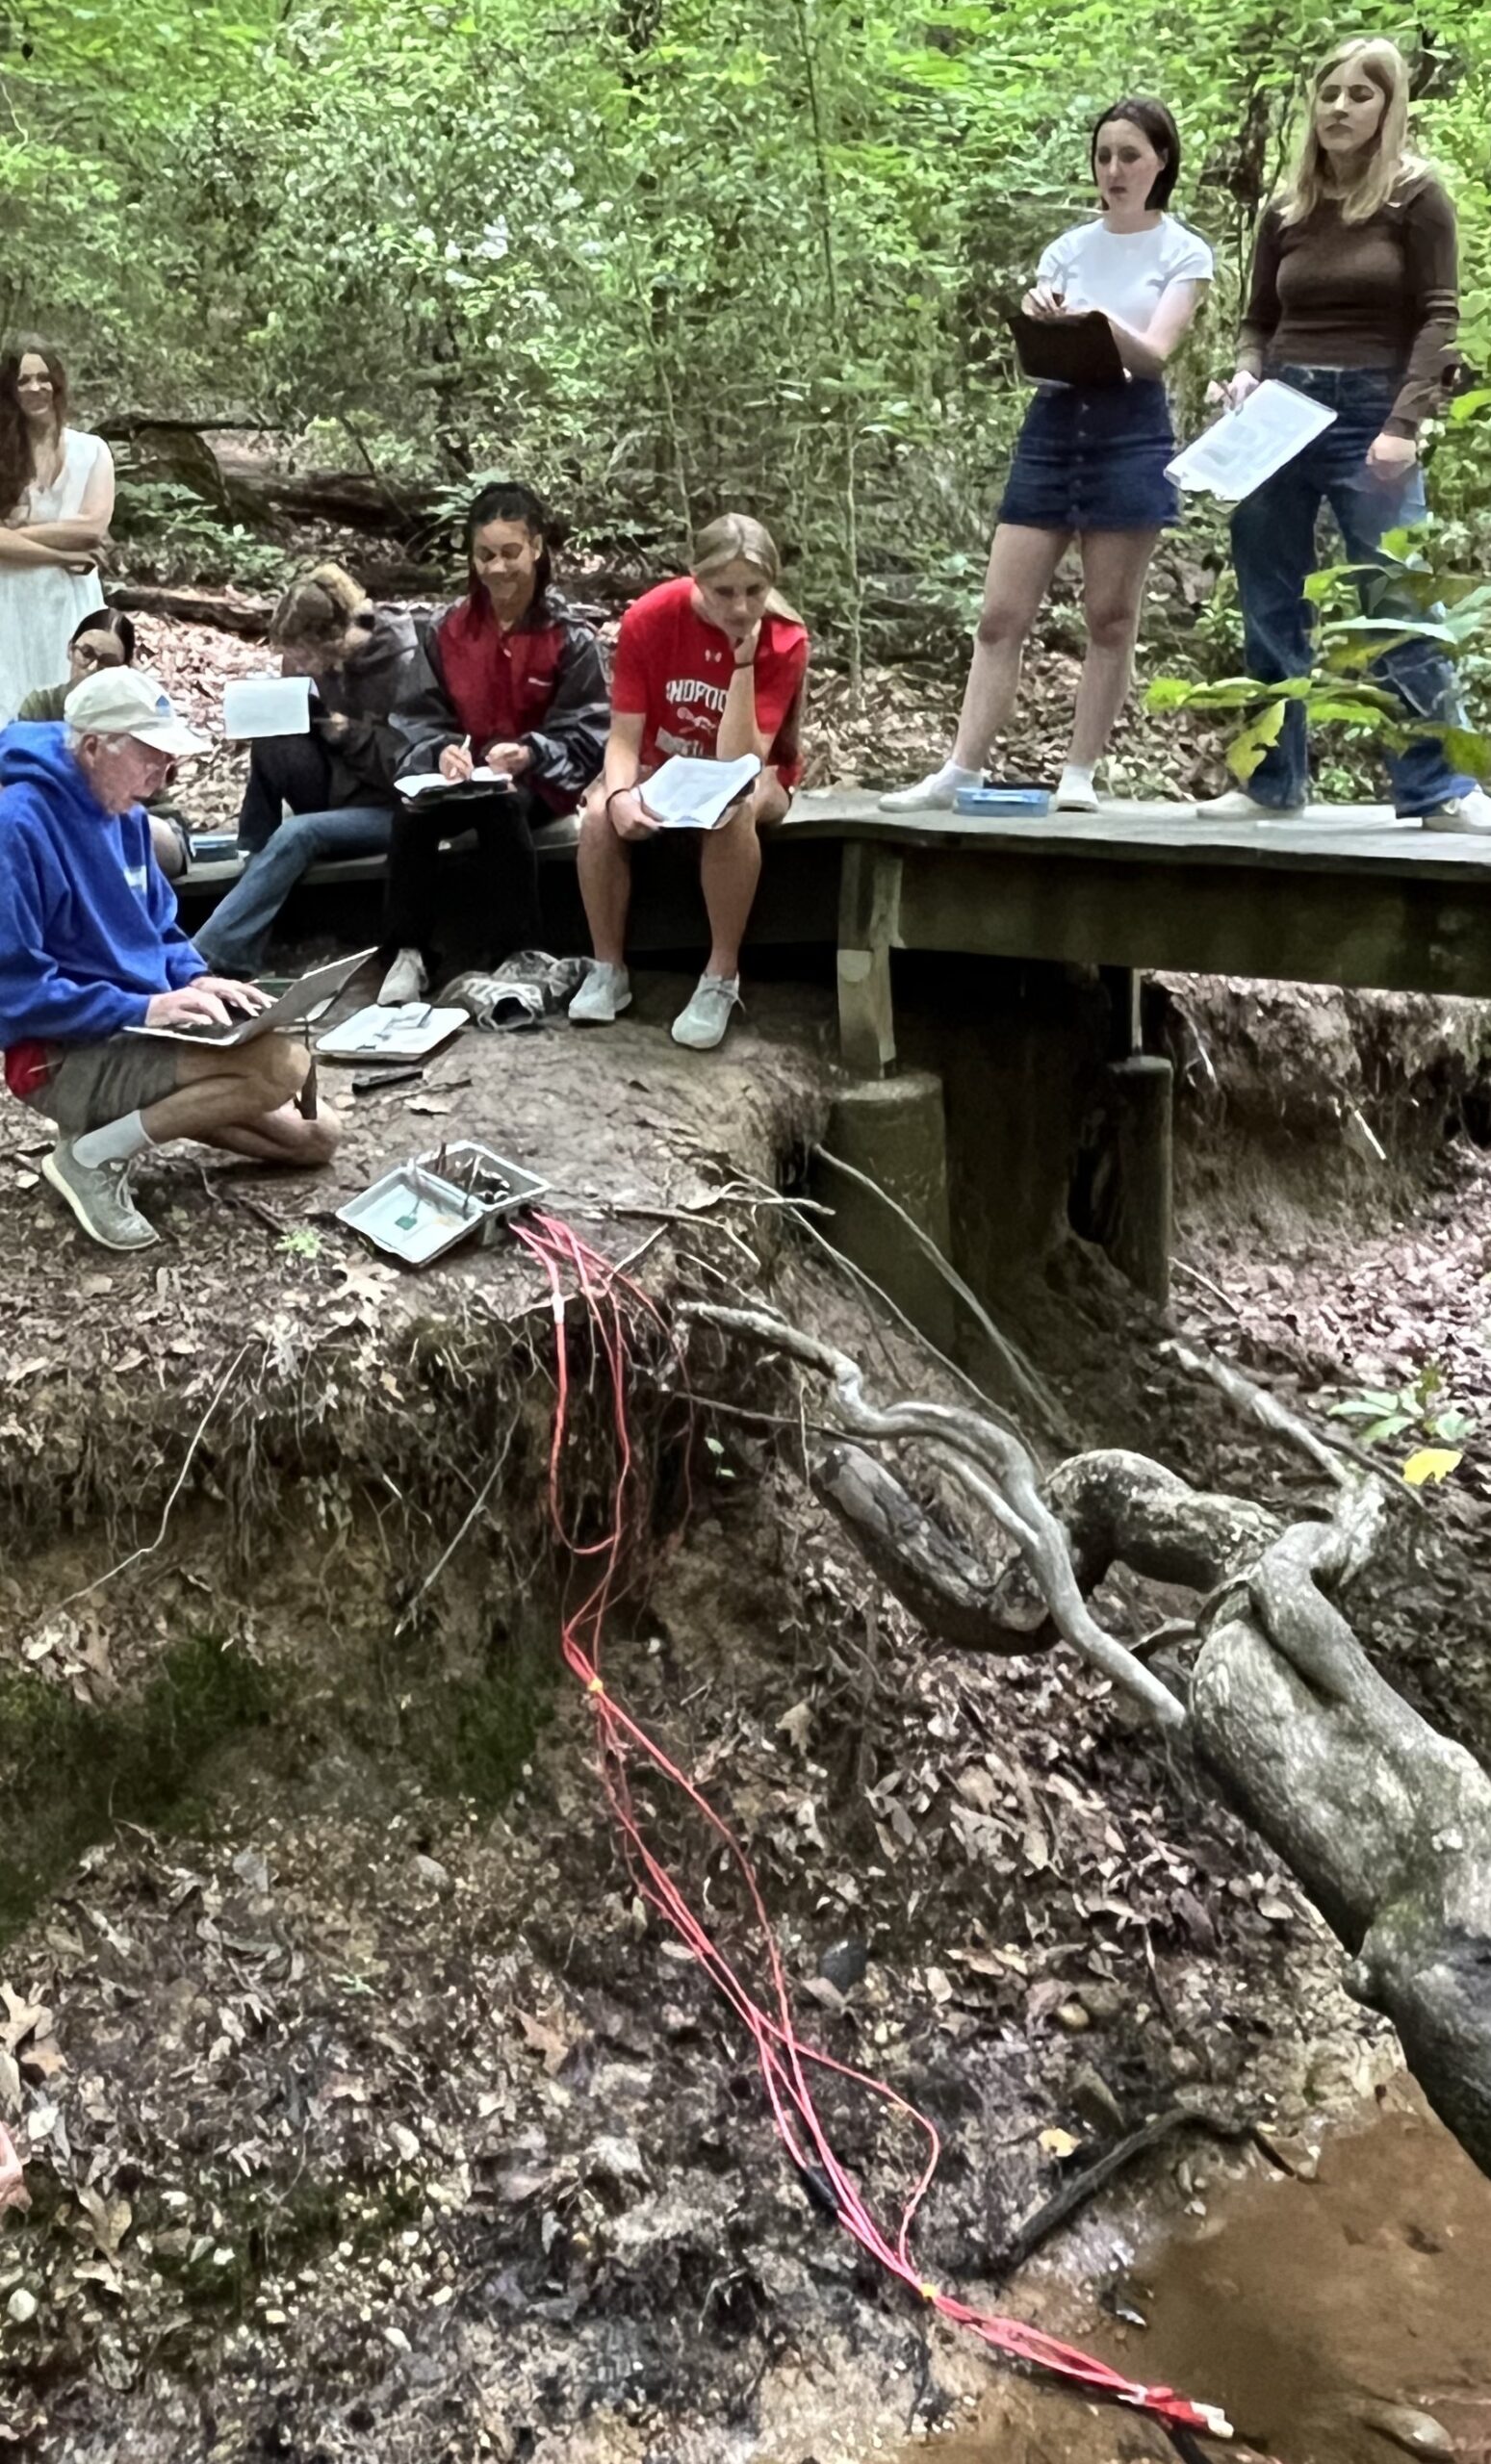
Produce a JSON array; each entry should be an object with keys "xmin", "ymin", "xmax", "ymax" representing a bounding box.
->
[
  {"xmin": 997, "ymin": 2107, "xmax": 1249, "ymax": 2274},
  {"xmin": 681, "ymin": 1300, "xmax": 1185, "ymax": 1729}
]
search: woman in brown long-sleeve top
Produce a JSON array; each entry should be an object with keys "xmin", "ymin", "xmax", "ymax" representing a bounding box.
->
[{"xmin": 1199, "ymin": 37, "xmax": 1489, "ymax": 833}]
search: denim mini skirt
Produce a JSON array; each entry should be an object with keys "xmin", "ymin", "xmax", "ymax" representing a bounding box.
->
[{"xmin": 999, "ymin": 378, "xmax": 1179, "ymax": 531}]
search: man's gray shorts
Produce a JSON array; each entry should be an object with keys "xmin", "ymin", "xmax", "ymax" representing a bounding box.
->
[{"xmin": 24, "ymin": 1039, "xmax": 183, "ymax": 1136}]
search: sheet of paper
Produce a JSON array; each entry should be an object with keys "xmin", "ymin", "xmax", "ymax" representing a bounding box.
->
[
  {"xmin": 398, "ymin": 766, "xmax": 508, "ymax": 799},
  {"xmin": 1166, "ymin": 381, "xmax": 1337, "ymax": 503},
  {"xmin": 641, "ymin": 753, "xmax": 761, "ymax": 831},
  {"xmin": 221, "ymin": 674, "xmax": 312, "ymax": 740},
  {"xmin": 315, "ymin": 1003, "xmax": 469, "ymax": 1060}
]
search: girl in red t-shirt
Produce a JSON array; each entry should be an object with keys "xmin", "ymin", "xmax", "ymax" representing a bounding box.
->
[{"xmin": 572, "ymin": 514, "xmax": 809, "ymax": 1051}]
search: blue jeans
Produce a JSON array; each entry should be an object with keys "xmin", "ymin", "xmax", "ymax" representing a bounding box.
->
[
  {"xmin": 195, "ymin": 806, "xmax": 392, "ymax": 975},
  {"xmin": 1229, "ymin": 365, "xmax": 1472, "ymax": 815}
]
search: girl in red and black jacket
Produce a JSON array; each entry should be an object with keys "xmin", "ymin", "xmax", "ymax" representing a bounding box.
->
[
  {"xmin": 378, "ymin": 481, "xmax": 607, "ymax": 1003},
  {"xmin": 573, "ymin": 513, "xmax": 810, "ymax": 1051}
]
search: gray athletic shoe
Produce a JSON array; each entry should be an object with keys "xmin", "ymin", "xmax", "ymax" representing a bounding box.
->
[
  {"xmin": 671, "ymin": 973, "xmax": 741, "ymax": 1051},
  {"xmin": 569, "ymin": 962, "xmax": 631, "ymax": 1025},
  {"xmin": 41, "ymin": 1142, "xmax": 159, "ymax": 1251},
  {"xmin": 378, "ymin": 947, "xmax": 428, "ymax": 1006}
]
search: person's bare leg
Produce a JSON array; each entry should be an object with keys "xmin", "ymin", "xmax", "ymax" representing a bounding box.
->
[
  {"xmin": 950, "ymin": 525, "xmax": 1071, "ymax": 765},
  {"xmin": 141, "ymin": 1039, "xmax": 337, "ymax": 1167},
  {"xmin": 149, "ymin": 816, "xmax": 186, "ymax": 881},
  {"xmin": 1067, "ymin": 527, "xmax": 1160, "ymax": 768},
  {"xmin": 699, "ymin": 779, "xmax": 787, "ymax": 980},
  {"xmin": 882, "ymin": 527, "xmax": 1069, "ymax": 810},
  {"xmin": 577, "ymin": 784, "xmax": 633, "ymax": 966}
]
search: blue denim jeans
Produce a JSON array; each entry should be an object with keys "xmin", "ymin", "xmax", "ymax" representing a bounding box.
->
[
  {"xmin": 1229, "ymin": 365, "xmax": 1471, "ymax": 815},
  {"xmin": 195, "ymin": 805, "xmax": 392, "ymax": 976}
]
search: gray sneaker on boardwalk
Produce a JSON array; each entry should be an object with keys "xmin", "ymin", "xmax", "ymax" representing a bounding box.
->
[
  {"xmin": 41, "ymin": 1142, "xmax": 159, "ymax": 1251},
  {"xmin": 671, "ymin": 973, "xmax": 741, "ymax": 1051}
]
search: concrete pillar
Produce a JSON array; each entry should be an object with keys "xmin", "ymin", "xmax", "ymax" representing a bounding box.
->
[
  {"xmin": 810, "ymin": 1070, "xmax": 955, "ymax": 1352},
  {"xmin": 1102, "ymin": 1054, "xmax": 1172, "ymax": 1306}
]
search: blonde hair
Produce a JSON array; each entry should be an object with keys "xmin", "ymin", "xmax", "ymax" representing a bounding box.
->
[
  {"xmin": 691, "ymin": 513, "xmax": 802, "ymax": 625},
  {"xmin": 1280, "ymin": 37, "xmax": 1422, "ymax": 225},
  {"xmin": 270, "ymin": 560, "xmax": 373, "ymax": 650}
]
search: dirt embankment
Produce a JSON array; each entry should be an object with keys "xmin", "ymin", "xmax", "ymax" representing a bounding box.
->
[{"xmin": 1, "ymin": 979, "xmax": 1486, "ymax": 2463}]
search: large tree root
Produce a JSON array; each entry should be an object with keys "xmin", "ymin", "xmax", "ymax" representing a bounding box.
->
[{"xmin": 681, "ymin": 1302, "xmax": 1491, "ymax": 2177}]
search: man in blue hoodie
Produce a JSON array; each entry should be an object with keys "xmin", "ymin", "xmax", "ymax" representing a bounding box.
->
[{"xmin": 0, "ymin": 668, "xmax": 339, "ymax": 1252}]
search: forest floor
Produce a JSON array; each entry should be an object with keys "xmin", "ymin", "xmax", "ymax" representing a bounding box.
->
[{"xmin": 2, "ymin": 609, "xmax": 1490, "ymax": 2461}]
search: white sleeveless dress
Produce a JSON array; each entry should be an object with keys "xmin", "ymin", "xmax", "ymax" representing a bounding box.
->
[{"xmin": 0, "ymin": 429, "xmax": 111, "ymax": 722}]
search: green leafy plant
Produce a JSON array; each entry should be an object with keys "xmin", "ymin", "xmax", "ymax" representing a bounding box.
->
[
  {"xmin": 1148, "ymin": 520, "xmax": 1491, "ymax": 785},
  {"xmin": 1327, "ymin": 1357, "xmax": 1475, "ymax": 1457}
]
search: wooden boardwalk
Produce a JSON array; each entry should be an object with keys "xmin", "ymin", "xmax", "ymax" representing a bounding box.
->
[
  {"xmin": 178, "ymin": 791, "xmax": 1491, "ymax": 1076},
  {"xmin": 777, "ymin": 793, "xmax": 1491, "ymax": 1073}
]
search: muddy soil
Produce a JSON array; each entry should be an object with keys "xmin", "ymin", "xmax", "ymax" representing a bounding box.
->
[
  {"xmin": 909, "ymin": 2078, "xmax": 1491, "ymax": 2464},
  {"xmin": 2, "ymin": 966, "xmax": 1490, "ymax": 2464}
]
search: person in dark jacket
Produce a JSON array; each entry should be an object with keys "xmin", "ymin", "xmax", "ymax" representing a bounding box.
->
[
  {"xmin": 195, "ymin": 565, "xmax": 419, "ymax": 975},
  {"xmin": 0, "ymin": 669, "xmax": 336, "ymax": 1253},
  {"xmin": 377, "ymin": 482, "xmax": 607, "ymax": 1004}
]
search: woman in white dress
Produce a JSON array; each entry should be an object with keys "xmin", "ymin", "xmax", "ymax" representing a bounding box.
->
[{"xmin": 0, "ymin": 344, "xmax": 114, "ymax": 722}]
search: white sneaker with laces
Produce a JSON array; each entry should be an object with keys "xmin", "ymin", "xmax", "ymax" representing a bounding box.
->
[
  {"xmin": 42, "ymin": 1142, "xmax": 159, "ymax": 1251},
  {"xmin": 1195, "ymin": 788, "xmax": 1306, "ymax": 821},
  {"xmin": 1421, "ymin": 788, "xmax": 1491, "ymax": 834},
  {"xmin": 378, "ymin": 947, "xmax": 428, "ymax": 1006},
  {"xmin": 672, "ymin": 973, "xmax": 740, "ymax": 1051},
  {"xmin": 569, "ymin": 962, "xmax": 631, "ymax": 1025}
]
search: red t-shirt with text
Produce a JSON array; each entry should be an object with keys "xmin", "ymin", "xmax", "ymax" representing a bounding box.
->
[{"xmin": 610, "ymin": 577, "xmax": 809, "ymax": 787}]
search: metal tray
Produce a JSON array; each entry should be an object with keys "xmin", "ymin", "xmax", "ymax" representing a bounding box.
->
[
  {"xmin": 413, "ymin": 1141, "xmax": 549, "ymax": 1245},
  {"xmin": 336, "ymin": 1142, "xmax": 548, "ymax": 1266}
]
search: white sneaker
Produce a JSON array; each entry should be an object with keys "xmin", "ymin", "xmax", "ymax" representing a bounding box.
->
[
  {"xmin": 878, "ymin": 764, "xmax": 981, "ymax": 813},
  {"xmin": 1054, "ymin": 768, "xmax": 1100, "ymax": 813},
  {"xmin": 378, "ymin": 947, "xmax": 427, "ymax": 1006},
  {"xmin": 569, "ymin": 962, "xmax": 631, "ymax": 1025},
  {"xmin": 1194, "ymin": 788, "xmax": 1306, "ymax": 821},
  {"xmin": 672, "ymin": 973, "xmax": 740, "ymax": 1051},
  {"xmin": 1421, "ymin": 788, "xmax": 1491, "ymax": 834}
]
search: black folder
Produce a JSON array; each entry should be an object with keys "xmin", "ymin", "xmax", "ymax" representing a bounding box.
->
[{"xmin": 1009, "ymin": 308, "xmax": 1127, "ymax": 389}]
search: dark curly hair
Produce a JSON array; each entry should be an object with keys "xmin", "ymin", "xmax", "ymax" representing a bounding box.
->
[
  {"xmin": 0, "ymin": 340, "xmax": 68, "ymax": 523},
  {"xmin": 465, "ymin": 479, "xmax": 554, "ymax": 601}
]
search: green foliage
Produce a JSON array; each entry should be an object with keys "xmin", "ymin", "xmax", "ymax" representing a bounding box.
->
[
  {"xmin": 1147, "ymin": 517, "xmax": 1491, "ymax": 783},
  {"xmin": 1328, "ymin": 1357, "xmax": 1475, "ymax": 1452},
  {"xmin": 4, "ymin": 0, "xmax": 1491, "ymax": 661}
]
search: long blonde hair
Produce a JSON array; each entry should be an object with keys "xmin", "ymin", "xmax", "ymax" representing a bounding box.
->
[
  {"xmin": 691, "ymin": 513, "xmax": 802, "ymax": 626},
  {"xmin": 1279, "ymin": 37, "xmax": 1421, "ymax": 225}
]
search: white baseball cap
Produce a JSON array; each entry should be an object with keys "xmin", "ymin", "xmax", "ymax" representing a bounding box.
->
[{"xmin": 64, "ymin": 668, "xmax": 210, "ymax": 757}]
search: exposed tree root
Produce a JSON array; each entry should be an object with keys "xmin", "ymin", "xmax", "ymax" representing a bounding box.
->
[{"xmin": 681, "ymin": 1300, "xmax": 1491, "ymax": 2179}]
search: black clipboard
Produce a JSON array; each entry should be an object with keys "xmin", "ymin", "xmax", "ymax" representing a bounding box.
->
[{"xmin": 1009, "ymin": 309, "xmax": 1126, "ymax": 389}]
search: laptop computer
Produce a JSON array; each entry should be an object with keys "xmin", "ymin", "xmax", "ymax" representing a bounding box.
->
[{"xmin": 127, "ymin": 947, "xmax": 377, "ymax": 1047}]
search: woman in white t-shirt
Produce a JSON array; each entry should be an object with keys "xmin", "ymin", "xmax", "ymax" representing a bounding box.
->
[
  {"xmin": 884, "ymin": 100, "xmax": 1212, "ymax": 813},
  {"xmin": 0, "ymin": 342, "xmax": 113, "ymax": 723}
]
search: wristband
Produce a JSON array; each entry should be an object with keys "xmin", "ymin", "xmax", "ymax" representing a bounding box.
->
[
  {"xmin": 605, "ymin": 785, "xmax": 639, "ymax": 813},
  {"xmin": 733, "ymin": 655, "xmax": 756, "ymax": 670}
]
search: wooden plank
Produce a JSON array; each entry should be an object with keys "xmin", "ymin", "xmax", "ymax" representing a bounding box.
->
[
  {"xmin": 836, "ymin": 842, "xmax": 902, "ymax": 1077},
  {"xmin": 890, "ymin": 842, "xmax": 1491, "ymax": 999},
  {"xmin": 783, "ymin": 792, "xmax": 1491, "ymax": 886}
]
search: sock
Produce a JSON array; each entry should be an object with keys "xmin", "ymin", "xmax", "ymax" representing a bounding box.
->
[
  {"xmin": 72, "ymin": 1110, "xmax": 154, "ymax": 1168},
  {"xmin": 936, "ymin": 761, "xmax": 983, "ymax": 790},
  {"xmin": 1058, "ymin": 762, "xmax": 1095, "ymax": 796}
]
